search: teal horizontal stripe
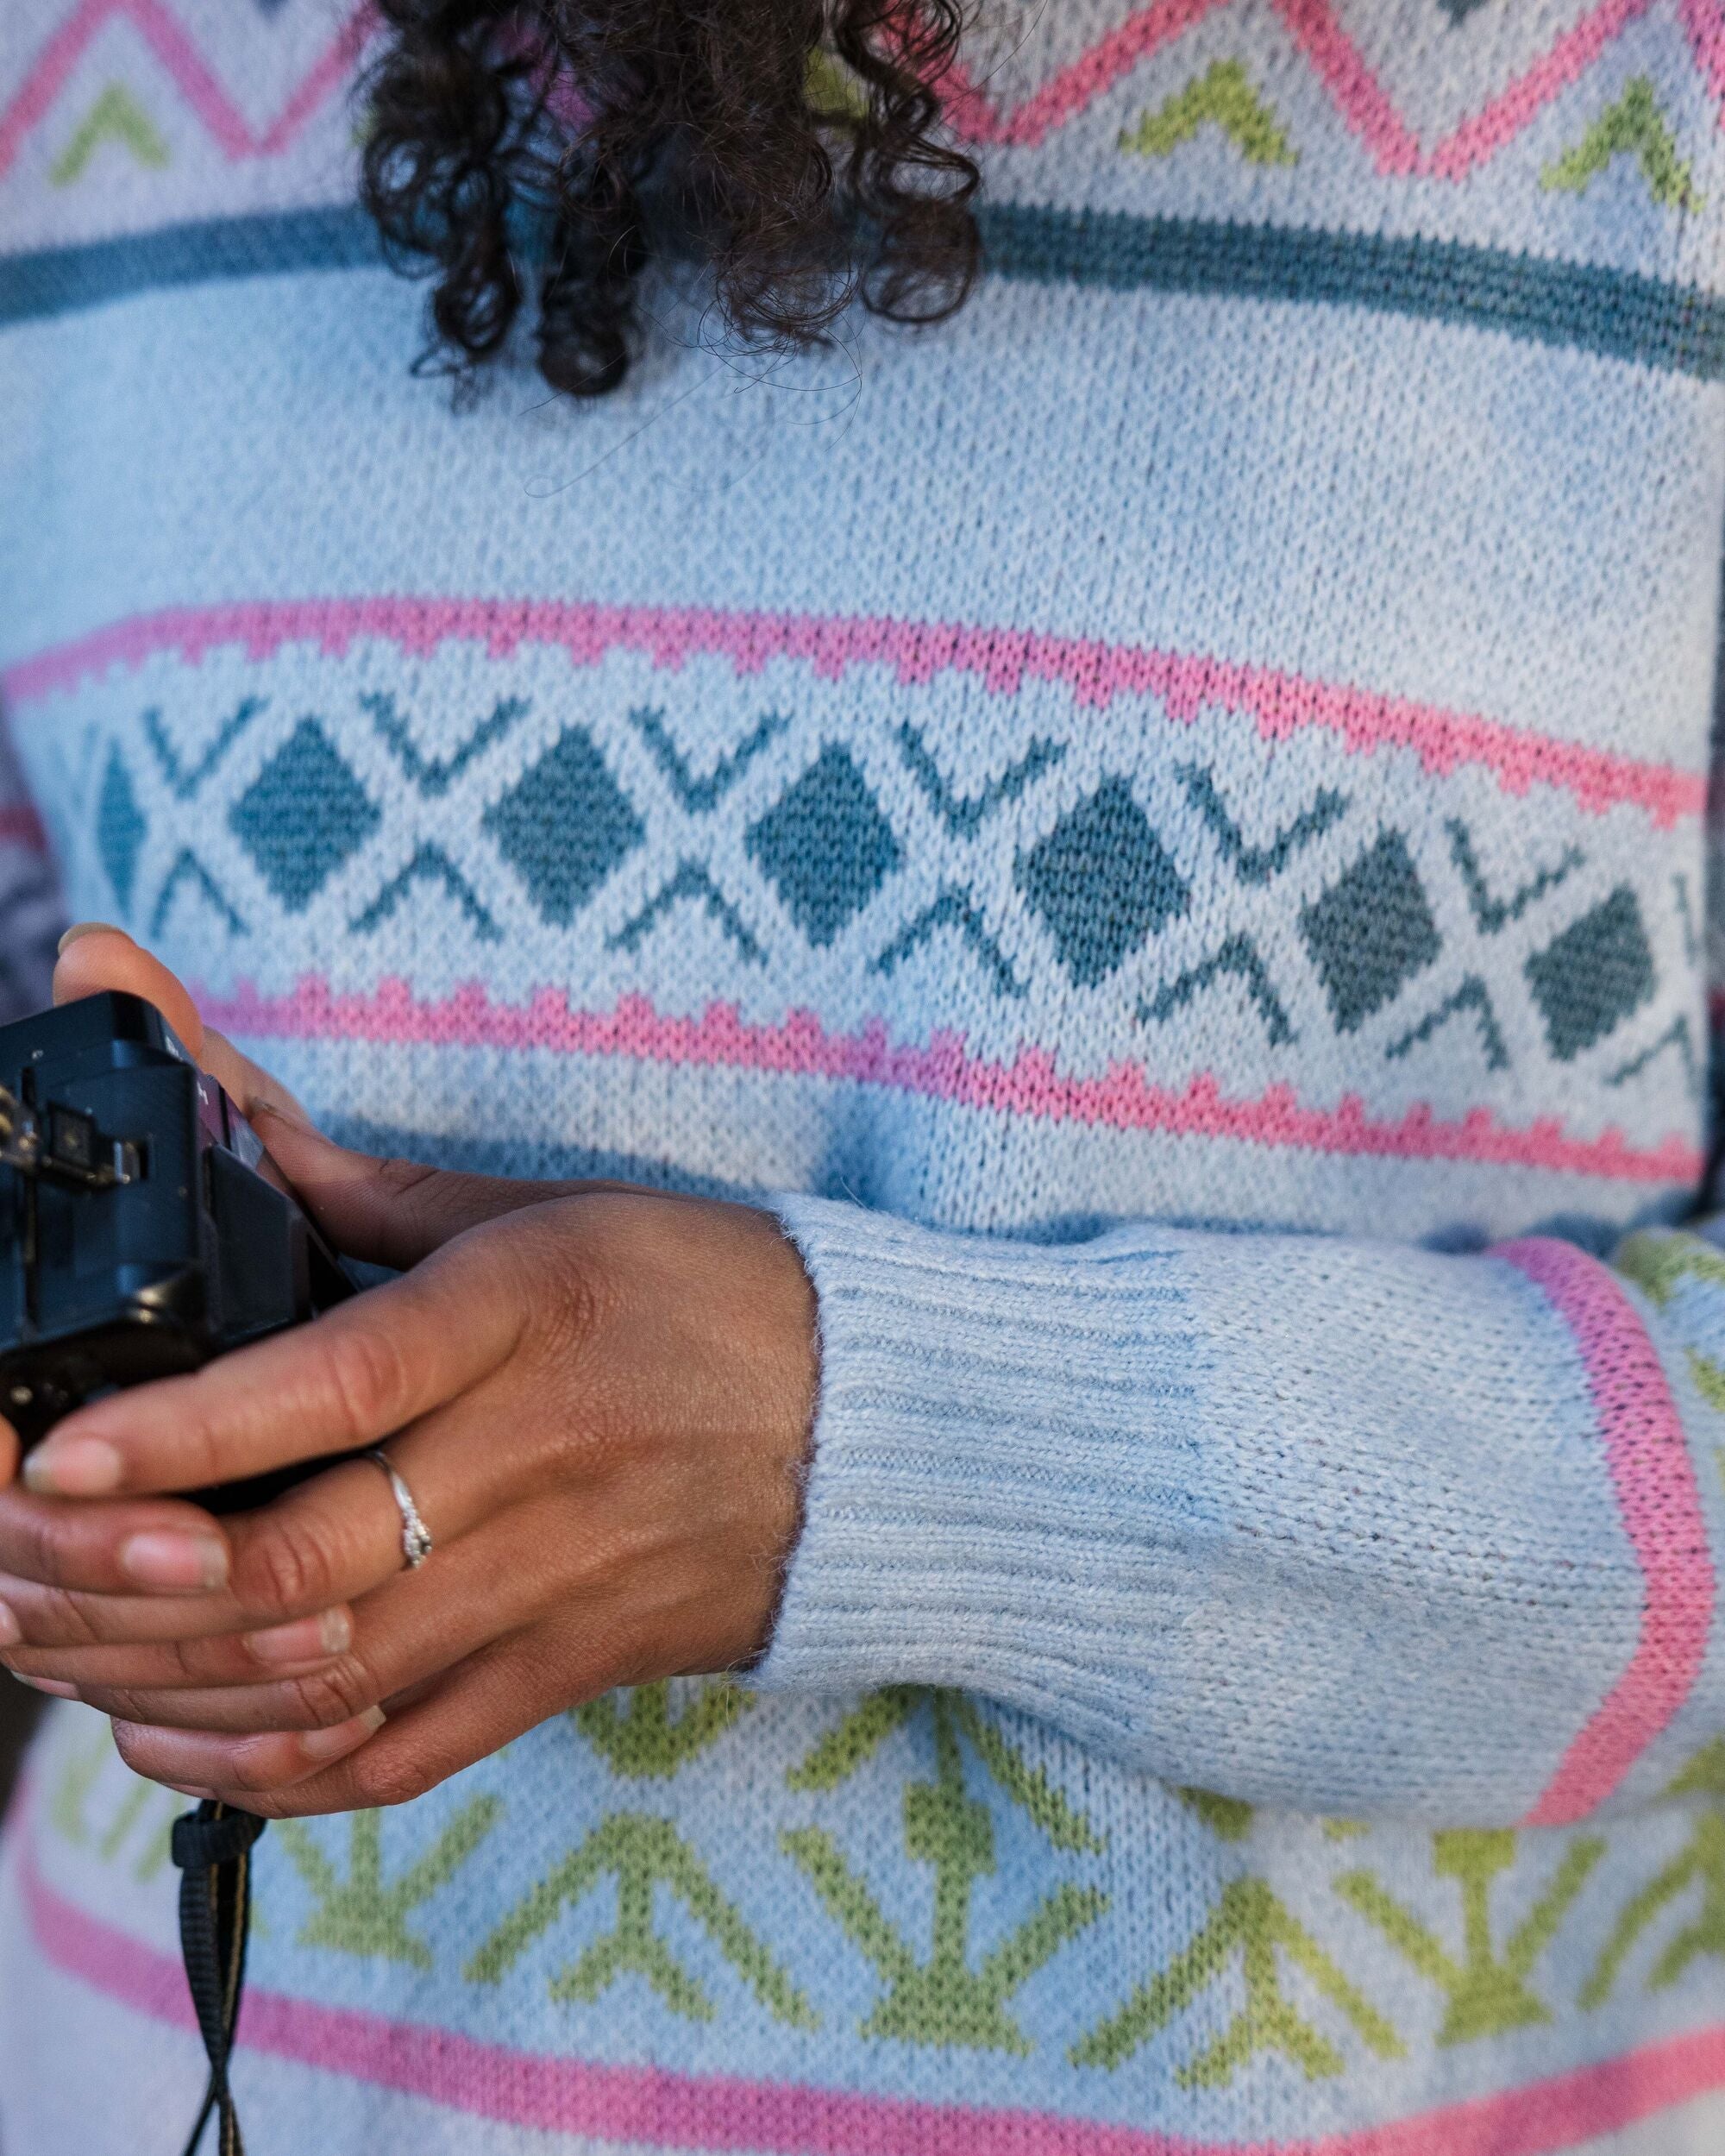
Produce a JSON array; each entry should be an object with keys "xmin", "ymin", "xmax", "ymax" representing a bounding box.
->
[
  {"xmin": 978, "ymin": 201, "xmax": 1725, "ymax": 380},
  {"xmin": 0, "ymin": 204, "xmax": 385, "ymax": 328},
  {"xmin": 5, "ymin": 198, "xmax": 1725, "ymax": 379}
]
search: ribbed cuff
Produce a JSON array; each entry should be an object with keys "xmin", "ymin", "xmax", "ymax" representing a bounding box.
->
[{"xmin": 751, "ymin": 1193, "xmax": 1199, "ymax": 1741}]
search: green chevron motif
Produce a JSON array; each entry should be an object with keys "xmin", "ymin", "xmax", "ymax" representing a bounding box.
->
[
  {"xmin": 574, "ymin": 1679, "xmax": 753, "ymax": 1779},
  {"xmin": 278, "ymin": 1801, "xmax": 503, "ymax": 1970},
  {"xmin": 1071, "ymin": 1876, "xmax": 1401, "ymax": 2083},
  {"xmin": 1119, "ymin": 61, "xmax": 1298, "ymax": 167},
  {"xmin": 1584, "ymin": 1745, "xmax": 1725, "ymax": 2008},
  {"xmin": 49, "ymin": 85, "xmax": 169, "ymax": 186},
  {"xmin": 468, "ymin": 1813, "xmax": 816, "ymax": 2028},
  {"xmin": 1542, "ymin": 77, "xmax": 1703, "ymax": 212}
]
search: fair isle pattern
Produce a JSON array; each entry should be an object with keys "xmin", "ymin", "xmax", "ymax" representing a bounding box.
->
[
  {"xmin": 7, "ymin": 0, "xmax": 1725, "ymax": 184},
  {"xmin": 8, "ymin": 2, "xmax": 1725, "ymax": 2153},
  {"xmin": 2, "ymin": 598, "xmax": 1709, "ymax": 1210},
  {"xmin": 11, "ymin": 1702, "xmax": 1725, "ymax": 2150}
]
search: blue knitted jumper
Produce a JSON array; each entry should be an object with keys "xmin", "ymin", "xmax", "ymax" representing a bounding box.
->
[{"xmin": 5, "ymin": 3, "xmax": 1725, "ymax": 2151}]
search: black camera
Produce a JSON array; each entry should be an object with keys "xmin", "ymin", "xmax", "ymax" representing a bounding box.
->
[{"xmin": 0, "ymin": 990, "xmax": 353, "ymax": 1505}]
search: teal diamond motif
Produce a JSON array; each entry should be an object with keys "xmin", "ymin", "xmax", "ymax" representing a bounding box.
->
[
  {"xmin": 229, "ymin": 720, "xmax": 380, "ymax": 913},
  {"xmin": 97, "ymin": 747, "xmax": 147, "ymax": 916},
  {"xmin": 1017, "ymin": 777, "xmax": 1188, "ymax": 988},
  {"xmin": 747, "ymin": 745, "xmax": 900, "ymax": 947},
  {"xmin": 484, "ymin": 726, "xmax": 643, "ymax": 925}
]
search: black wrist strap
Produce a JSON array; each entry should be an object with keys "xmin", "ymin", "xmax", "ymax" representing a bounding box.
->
[{"xmin": 170, "ymin": 1801, "xmax": 267, "ymax": 2156}]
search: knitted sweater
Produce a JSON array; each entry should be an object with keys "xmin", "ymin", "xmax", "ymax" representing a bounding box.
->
[{"xmin": 6, "ymin": 1, "xmax": 1725, "ymax": 2149}]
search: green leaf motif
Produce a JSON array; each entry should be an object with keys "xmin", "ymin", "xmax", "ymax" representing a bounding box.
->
[
  {"xmin": 781, "ymin": 1689, "xmax": 1107, "ymax": 2052},
  {"xmin": 574, "ymin": 1680, "xmax": 753, "ymax": 1780},
  {"xmin": 467, "ymin": 1813, "xmax": 816, "ymax": 2028},
  {"xmin": 47, "ymin": 1719, "xmax": 178, "ymax": 1882},
  {"xmin": 278, "ymin": 1800, "xmax": 502, "ymax": 1971},
  {"xmin": 1070, "ymin": 1878, "xmax": 1402, "ymax": 2084},
  {"xmin": 1584, "ymin": 1750, "xmax": 1725, "ymax": 2008},
  {"xmin": 1337, "ymin": 1828, "xmax": 1604, "ymax": 2046}
]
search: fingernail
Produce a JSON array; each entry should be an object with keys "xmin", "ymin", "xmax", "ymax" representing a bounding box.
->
[
  {"xmin": 301, "ymin": 1706, "xmax": 385, "ymax": 1762},
  {"xmin": 58, "ymin": 921, "xmax": 127, "ymax": 953},
  {"xmin": 0, "ymin": 1601, "xmax": 19, "ymax": 1648},
  {"xmin": 24, "ymin": 1436, "xmax": 123, "ymax": 1497},
  {"xmin": 246, "ymin": 1607, "xmax": 351, "ymax": 1665},
  {"xmin": 12, "ymin": 1675, "xmax": 77, "ymax": 1698},
  {"xmin": 166, "ymin": 1784, "xmax": 219, "ymax": 1801},
  {"xmin": 119, "ymin": 1531, "xmax": 230, "ymax": 1592}
]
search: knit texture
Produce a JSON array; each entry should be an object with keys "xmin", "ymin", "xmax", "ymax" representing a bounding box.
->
[{"xmin": 5, "ymin": 2, "xmax": 1725, "ymax": 2150}]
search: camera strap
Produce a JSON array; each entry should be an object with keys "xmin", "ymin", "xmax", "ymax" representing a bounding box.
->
[{"xmin": 170, "ymin": 1801, "xmax": 267, "ymax": 2156}]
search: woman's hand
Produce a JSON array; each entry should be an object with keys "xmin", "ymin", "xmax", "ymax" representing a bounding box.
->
[{"xmin": 0, "ymin": 929, "xmax": 818, "ymax": 1816}]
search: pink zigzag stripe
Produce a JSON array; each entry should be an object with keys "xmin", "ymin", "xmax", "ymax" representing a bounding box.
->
[
  {"xmin": 932, "ymin": 0, "xmax": 1702, "ymax": 169},
  {"xmin": 195, "ymin": 977, "xmax": 1703, "ymax": 1186},
  {"xmin": 0, "ymin": 596, "xmax": 1703, "ymax": 827},
  {"xmin": 2, "ymin": 0, "xmax": 1716, "ymax": 187},
  {"xmin": 1496, "ymin": 1238, "xmax": 1716, "ymax": 1824},
  {"xmin": 1682, "ymin": 0, "xmax": 1725, "ymax": 108},
  {"xmin": 0, "ymin": 0, "xmax": 375, "ymax": 180},
  {"xmin": 16, "ymin": 1827, "xmax": 1725, "ymax": 2156}
]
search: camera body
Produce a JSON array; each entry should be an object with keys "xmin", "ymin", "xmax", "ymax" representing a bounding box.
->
[{"xmin": 0, "ymin": 991, "xmax": 352, "ymax": 1506}]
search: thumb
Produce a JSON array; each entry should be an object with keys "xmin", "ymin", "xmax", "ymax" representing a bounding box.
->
[{"xmin": 251, "ymin": 1107, "xmax": 554, "ymax": 1272}]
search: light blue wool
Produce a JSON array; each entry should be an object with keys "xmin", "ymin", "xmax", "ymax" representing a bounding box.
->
[{"xmin": 4, "ymin": 3, "xmax": 1725, "ymax": 2152}]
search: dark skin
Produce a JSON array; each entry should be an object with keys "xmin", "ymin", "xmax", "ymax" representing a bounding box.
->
[{"xmin": 0, "ymin": 928, "xmax": 819, "ymax": 1816}]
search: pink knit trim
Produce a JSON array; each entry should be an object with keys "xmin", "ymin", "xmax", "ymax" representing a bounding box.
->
[
  {"xmin": 2, "ymin": 598, "xmax": 1703, "ymax": 827},
  {"xmin": 16, "ymin": 1830, "xmax": 1725, "ymax": 2156},
  {"xmin": 194, "ymin": 977, "xmax": 1703, "ymax": 1186},
  {"xmin": 0, "ymin": 0, "xmax": 374, "ymax": 179},
  {"xmin": 1496, "ymin": 1238, "xmax": 1716, "ymax": 1825}
]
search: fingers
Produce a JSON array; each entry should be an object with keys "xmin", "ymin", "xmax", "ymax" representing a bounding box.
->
[
  {"xmin": 129, "ymin": 1623, "xmax": 580, "ymax": 1817},
  {"xmin": 113, "ymin": 1705, "xmax": 386, "ymax": 1799},
  {"xmin": 53, "ymin": 924, "xmax": 313, "ymax": 1141},
  {"xmin": 0, "ymin": 1486, "xmax": 231, "ymax": 1595},
  {"xmin": 54, "ymin": 925, "xmax": 204, "ymax": 1053},
  {"xmin": 252, "ymin": 1116, "xmax": 565, "ymax": 1272},
  {"xmin": 23, "ymin": 1230, "xmax": 527, "ymax": 1499},
  {"xmin": 46, "ymin": 1513, "xmax": 537, "ymax": 1732},
  {"xmin": 3, "ymin": 1606, "xmax": 353, "ymax": 1690},
  {"xmin": 0, "ymin": 1392, "xmax": 543, "ymax": 1647}
]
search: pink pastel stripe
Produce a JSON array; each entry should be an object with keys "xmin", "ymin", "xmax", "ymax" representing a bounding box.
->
[
  {"xmin": 0, "ymin": 0, "xmax": 373, "ymax": 179},
  {"xmin": 1428, "ymin": 0, "xmax": 1655, "ymax": 181},
  {"xmin": 1682, "ymin": 0, "xmax": 1725, "ymax": 116},
  {"xmin": 1270, "ymin": 0, "xmax": 1421, "ymax": 176},
  {"xmin": 1496, "ymin": 1238, "xmax": 1716, "ymax": 1824},
  {"xmin": 1, "ymin": 596, "xmax": 1703, "ymax": 827},
  {"xmin": 936, "ymin": 0, "xmax": 1228, "ymax": 149},
  {"xmin": 0, "ymin": 0, "xmax": 112, "ymax": 178},
  {"xmin": 0, "ymin": 0, "xmax": 1708, "ymax": 185},
  {"xmin": 929, "ymin": 0, "xmax": 1673, "ymax": 179},
  {"xmin": 194, "ymin": 976, "xmax": 1702, "ymax": 1187},
  {"xmin": 17, "ymin": 1830, "xmax": 1725, "ymax": 2156}
]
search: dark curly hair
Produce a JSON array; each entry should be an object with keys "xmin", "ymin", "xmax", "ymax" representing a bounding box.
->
[{"xmin": 360, "ymin": 1, "xmax": 982, "ymax": 397}]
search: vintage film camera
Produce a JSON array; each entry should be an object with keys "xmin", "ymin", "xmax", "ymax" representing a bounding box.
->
[{"xmin": 0, "ymin": 990, "xmax": 353, "ymax": 1505}]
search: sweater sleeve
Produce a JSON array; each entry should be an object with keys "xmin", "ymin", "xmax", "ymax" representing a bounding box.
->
[{"xmin": 751, "ymin": 1194, "xmax": 1725, "ymax": 1826}]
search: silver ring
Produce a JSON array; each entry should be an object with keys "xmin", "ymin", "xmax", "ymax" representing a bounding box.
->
[{"xmin": 365, "ymin": 1449, "xmax": 433, "ymax": 1570}]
